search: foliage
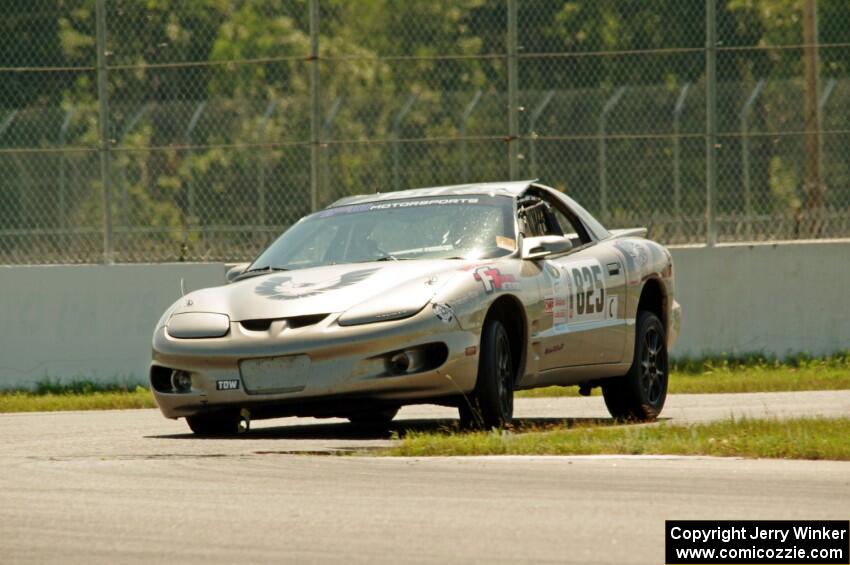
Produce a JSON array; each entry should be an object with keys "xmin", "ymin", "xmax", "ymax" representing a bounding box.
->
[
  {"xmin": 2, "ymin": 1, "xmax": 850, "ymax": 262},
  {"xmin": 0, "ymin": 387, "xmax": 155, "ymax": 412}
]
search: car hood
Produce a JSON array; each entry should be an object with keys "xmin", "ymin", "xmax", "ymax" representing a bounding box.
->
[{"xmin": 172, "ymin": 260, "xmax": 474, "ymax": 322}]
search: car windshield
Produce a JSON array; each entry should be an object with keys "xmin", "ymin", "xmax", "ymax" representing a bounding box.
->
[{"xmin": 249, "ymin": 195, "xmax": 516, "ymax": 272}]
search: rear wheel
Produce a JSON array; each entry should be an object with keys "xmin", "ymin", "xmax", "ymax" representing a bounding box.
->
[
  {"xmin": 459, "ymin": 318, "xmax": 514, "ymax": 429},
  {"xmin": 186, "ymin": 410, "xmax": 247, "ymax": 435},
  {"xmin": 602, "ymin": 311, "xmax": 668, "ymax": 421},
  {"xmin": 346, "ymin": 407, "xmax": 399, "ymax": 426}
]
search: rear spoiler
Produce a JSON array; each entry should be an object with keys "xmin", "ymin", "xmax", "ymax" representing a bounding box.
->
[{"xmin": 608, "ymin": 227, "xmax": 647, "ymax": 239}]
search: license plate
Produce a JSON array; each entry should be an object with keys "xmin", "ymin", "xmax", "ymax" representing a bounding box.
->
[{"xmin": 239, "ymin": 355, "xmax": 311, "ymax": 394}]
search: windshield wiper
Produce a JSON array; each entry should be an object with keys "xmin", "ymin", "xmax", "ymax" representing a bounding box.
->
[
  {"xmin": 374, "ymin": 254, "xmax": 418, "ymax": 262},
  {"xmin": 234, "ymin": 265, "xmax": 289, "ymax": 281}
]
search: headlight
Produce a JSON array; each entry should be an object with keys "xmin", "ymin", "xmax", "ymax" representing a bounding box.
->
[
  {"xmin": 166, "ymin": 312, "xmax": 230, "ymax": 338},
  {"xmin": 337, "ymin": 304, "xmax": 424, "ymax": 326},
  {"xmin": 337, "ymin": 280, "xmax": 436, "ymax": 326},
  {"xmin": 170, "ymin": 370, "xmax": 193, "ymax": 393}
]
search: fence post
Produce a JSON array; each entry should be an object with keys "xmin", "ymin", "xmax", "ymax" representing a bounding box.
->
[
  {"xmin": 802, "ymin": 0, "xmax": 821, "ymax": 236},
  {"xmin": 507, "ymin": 0, "xmax": 519, "ymax": 180},
  {"xmin": 598, "ymin": 86, "xmax": 625, "ymax": 224},
  {"xmin": 705, "ymin": 0, "xmax": 718, "ymax": 246},
  {"xmin": 309, "ymin": 0, "xmax": 320, "ymax": 211},
  {"xmin": 95, "ymin": 0, "xmax": 113, "ymax": 262}
]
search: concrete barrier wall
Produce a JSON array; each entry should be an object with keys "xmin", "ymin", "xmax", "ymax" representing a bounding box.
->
[
  {"xmin": 669, "ymin": 240, "xmax": 850, "ymax": 359},
  {"xmin": 0, "ymin": 240, "xmax": 847, "ymax": 388},
  {"xmin": 0, "ymin": 263, "xmax": 226, "ymax": 389}
]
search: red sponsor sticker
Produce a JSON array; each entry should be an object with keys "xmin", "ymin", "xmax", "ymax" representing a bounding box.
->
[{"xmin": 473, "ymin": 266, "xmax": 520, "ymax": 293}]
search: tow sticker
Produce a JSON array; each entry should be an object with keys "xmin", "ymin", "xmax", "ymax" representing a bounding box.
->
[{"xmin": 216, "ymin": 379, "xmax": 240, "ymax": 391}]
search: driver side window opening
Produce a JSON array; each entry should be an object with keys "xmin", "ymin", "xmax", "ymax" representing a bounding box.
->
[{"xmin": 517, "ymin": 192, "xmax": 592, "ymax": 249}]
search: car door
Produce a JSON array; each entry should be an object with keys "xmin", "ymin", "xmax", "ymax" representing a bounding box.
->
[{"xmin": 532, "ymin": 196, "xmax": 627, "ymax": 369}]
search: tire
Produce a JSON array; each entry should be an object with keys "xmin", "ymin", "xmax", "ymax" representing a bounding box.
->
[
  {"xmin": 602, "ymin": 311, "xmax": 668, "ymax": 421},
  {"xmin": 347, "ymin": 407, "xmax": 399, "ymax": 426},
  {"xmin": 458, "ymin": 318, "xmax": 515, "ymax": 429},
  {"xmin": 186, "ymin": 410, "xmax": 246, "ymax": 435}
]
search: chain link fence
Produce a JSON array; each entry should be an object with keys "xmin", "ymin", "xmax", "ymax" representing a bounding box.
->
[{"xmin": 2, "ymin": 0, "xmax": 849, "ymax": 264}]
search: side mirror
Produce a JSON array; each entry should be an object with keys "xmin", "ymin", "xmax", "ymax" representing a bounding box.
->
[
  {"xmin": 521, "ymin": 235, "xmax": 573, "ymax": 260},
  {"xmin": 225, "ymin": 262, "xmax": 250, "ymax": 284}
]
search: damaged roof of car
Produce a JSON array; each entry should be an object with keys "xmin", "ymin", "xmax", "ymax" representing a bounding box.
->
[{"xmin": 329, "ymin": 180, "xmax": 538, "ymax": 208}]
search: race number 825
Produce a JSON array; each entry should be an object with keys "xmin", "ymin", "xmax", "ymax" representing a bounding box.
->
[{"xmin": 570, "ymin": 264, "xmax": 605, "ymax": 316}]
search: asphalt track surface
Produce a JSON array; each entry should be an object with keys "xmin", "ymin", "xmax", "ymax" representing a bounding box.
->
[{"xmin": 1, "ymin": 391, "xmax": 848, "ymax": 564}]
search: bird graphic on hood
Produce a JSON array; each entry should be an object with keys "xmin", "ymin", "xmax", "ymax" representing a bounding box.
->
[{"xmin": 254, "ymin": 268, "xmax": 379, "ymax": 300}]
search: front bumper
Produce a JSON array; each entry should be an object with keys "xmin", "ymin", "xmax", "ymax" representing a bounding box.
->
[{"xmin": 150, "ymin": 306, "xmax": 479, "ymax": 419}]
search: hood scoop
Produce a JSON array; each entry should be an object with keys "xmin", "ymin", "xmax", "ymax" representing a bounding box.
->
[{"xmin": 240, "ymin": 314, "xmax": 329, "ymax": 332}]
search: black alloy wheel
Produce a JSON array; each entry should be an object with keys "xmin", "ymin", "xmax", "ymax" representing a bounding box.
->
[
  {"xmin": 602, "ymin": 311, "xmax": 668, "ymax": 421},
  {"xmin": 459, "ymin": 318, "xmax": 515, "ymax": 429}
]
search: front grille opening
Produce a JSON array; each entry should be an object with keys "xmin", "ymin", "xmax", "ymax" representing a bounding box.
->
[
  {"xmin": 240, "ymin": 314, "xmax": 328, "ymax": 332},
  {"xmin": 241, "ymin": 319, "xmax": 274, "ymax": 331},
  {"xmin": 150, "ymin": 365, "xmax": 194, "ymax": 394},
  {"xmin": 380, "ymin": 342, "xmax": 449, "ymax": 376},
  {"xmin": 150, "ymin": 365, "xmax": 174, "ymax": 393},
  {"xmin": 286, "ymin": 313, "xmax": 328, "ymax": 329}
]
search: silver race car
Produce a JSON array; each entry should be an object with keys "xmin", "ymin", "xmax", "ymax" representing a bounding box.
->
[{"xmin": 151, "ymin": 181, "xmax": 681, "ymax": 434}]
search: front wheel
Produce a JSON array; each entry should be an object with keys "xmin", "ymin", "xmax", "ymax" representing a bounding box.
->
[
  {"xmin": 602, "ymin": 311, "xmax": 668, "ymax": 421},
  {"xmin": 458, "ymin": 318, "xmax": 514, "ymax": 429},
  {"xmin": 186, "ymin": 410, "xmax": 247, "ymax": 435}
]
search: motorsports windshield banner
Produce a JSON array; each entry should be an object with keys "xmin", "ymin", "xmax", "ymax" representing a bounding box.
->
[{"xmin": 665, "ymin": 520, "xmax": 849, "ymax": 565}]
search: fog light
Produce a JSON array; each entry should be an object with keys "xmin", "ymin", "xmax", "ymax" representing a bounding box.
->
[
  {"xmin": 170, "ymin": 370, "xmax": 192, "ymax": 393},
  {"xmin": 389, "ymin": 352, "xmax": 410, "ymax": 374}
]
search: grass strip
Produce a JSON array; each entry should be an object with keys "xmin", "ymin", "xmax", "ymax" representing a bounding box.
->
[
  {"xmin": 0, "ymin": 387, "xmax": 155, "ymax": 413},
  {"xmin": 383, "ymin": 417, "xmax": 850, "ymax": 460},
  {"xmin": 1, "ymin": 354, "xmax": 847, "ymax": 412},
  {"xmin": 519, "ymin": 353, "xmax": 850, "ymax": 397}
]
